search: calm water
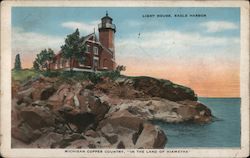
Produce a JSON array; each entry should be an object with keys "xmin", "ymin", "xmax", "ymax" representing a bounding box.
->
[{"xmin": 154, "ymin": 98, "xmax": 241, "ymax": 148}]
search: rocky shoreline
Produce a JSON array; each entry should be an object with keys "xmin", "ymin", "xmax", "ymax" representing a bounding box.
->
[{"xmin": 11, "ymin": 75, "xmax": 212, "ymax": 149}]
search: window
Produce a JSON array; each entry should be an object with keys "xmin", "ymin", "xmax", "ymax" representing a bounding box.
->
[
  {"xmin": 60, "ymin": 59, "xmax": 63, "ymax": 68},
  {"xmin": 66, "ymin": 60, "xmax": 70, "ymax": 67},
  {"xmin": 86, "ymin": 45, "xmax": 91, "ymax": 53},
  {"xmin": 94, "ymin": 59, "xmax": 99, "ymax": 67},
  {"xmin": 93, "ymin": 46, "xmax": 98, "ymax": 55}
]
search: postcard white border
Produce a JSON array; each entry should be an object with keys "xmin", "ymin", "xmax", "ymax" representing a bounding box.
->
[{"xmin": 1, "ymin": 1, "xmax": 249, "ymax": 157}]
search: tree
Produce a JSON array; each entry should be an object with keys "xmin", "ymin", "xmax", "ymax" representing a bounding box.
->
[
  {"xmin": 14, "ymin": 54, "xmax": 22, "ymax": 70},
  {"xmin": 33, "ymin": 48, "xmax": 55, "ymax": 71},
  {"xmin": 61, "ymin": 28, "xmax": 86, "ymax": 72},
  {"xmin": 116, "ymin": 65, "xmax": 126, "ymax": 74},
  {"xmin": 33, "ymin": 60, "xmax": 40, "ymax": 71}
]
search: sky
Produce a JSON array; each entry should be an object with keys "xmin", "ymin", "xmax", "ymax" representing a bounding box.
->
[{"xmin": 12, "ymin": 7, "xmax": 240, "ymax": 97}]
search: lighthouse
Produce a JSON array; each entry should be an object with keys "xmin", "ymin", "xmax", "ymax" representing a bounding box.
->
[
  {"xmin": 97, "ymin": 11, "xmax": 116, "ymax": 69},
  {"xmin": 98, "ymin": 11, "xmax": 116, "ymax": 53}
]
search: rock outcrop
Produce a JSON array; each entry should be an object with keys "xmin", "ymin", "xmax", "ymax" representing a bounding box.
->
[{"xmin": 11, "ymin": 74, "xmax": 212, "ymax": 149}]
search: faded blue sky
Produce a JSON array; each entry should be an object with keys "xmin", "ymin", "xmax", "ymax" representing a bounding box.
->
[{"xmin": 12, "ymin": 7, "xmax": 240, "ymax": 97}]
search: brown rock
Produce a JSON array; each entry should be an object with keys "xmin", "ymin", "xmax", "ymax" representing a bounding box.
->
[
  {"xmin": 48, "ymin": 84, "xmax": 71, "ymax": 108},
  {"xmin": 11, "ymin": 123, "xmax": 42, "ymax": 144},
  {"xmin": 30, "ymin": 81, "xmax": 49, "ymax": 100},
  {"xmin": 117, "ymin": 141, "xmax": 125, "ymax": 149},
  {"xmin": 40, "ymin": 86, "xmax": 56, "ymax": 100},
  {"xmin": 58, "ymin": 105, "xmax": 96, "ymax": 132},
  {"xmin": 11, "ymin": 108, "xmax": 22, "ymax": 128},
  {"xmin": 88, "ymin": 96, "xmax": 110, "ymax": 121},
  {"xmin": 48, "ymin": 94, "xmax": 63, "ymax": 108},
  {"xmin": 64, "ymin": 92, "xmax": 75, "ymax": 106},
  {"xmin": 104, "ymin": 134, "xmax": 118, "ymax": 144},
  {"xmin": 178, "ymin": 100, "xmax": 212, "ymax": 123},
  {"xmin": 82, "ymin": 80, "xmax": 95, "ymax": 90},
  {"xmin": 16, "ymin": 87, "xmax": 33, "ymax": 102},
  {"xmin": 32, "ymin": 132, "xmax": 64, "ymax": 148},
  {"xmin": 85, "ymin": 129, "xmax": 99, "ymax": 138},
  {"xmin": 177, "ymin": 106, "xmax": 197, "ymax": 120},
  {"xmin": 66, "ymin": 139, "xmax": 90, "ymax": 149},
  {"xmin": 20, "ymin": 106, "xmax": 56, "ymax": 129},
  {"xmin": 77, "ymin": 95, "xmax": 88, "ymax": 112},
  {"xmin": 135, "ymin": 123, "xmax": 166, "ymax": 149},
  {"xmin": 102, "ymin": 110, "xmax": 144, "ymax": 131},
  {"xmin": 132, "ymin": 76, "xmax": 197, "ymax": 101}
]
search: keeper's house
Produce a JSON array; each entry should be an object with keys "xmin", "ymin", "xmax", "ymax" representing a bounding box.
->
[{"xmin": 50, "ymin": 12, "xmax": 116, "ymax": 71}]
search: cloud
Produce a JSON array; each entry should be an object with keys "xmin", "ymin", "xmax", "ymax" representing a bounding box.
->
[
  {"xmin": 61, "ymin": 21, "xmax": 99, "ymax": 35},
  {"xmin": 116, "ymin": 29, "xmax": 239, "ymax": 61},
  {"xmin": 200, "ymin": 21, "xmax": 238, "ymax": 32},
  {"xmin": 126, "ymin": 20, "xmax": 142, "ymax": 27},
  {"xmin": 12, "ymin": 27, "xmax": 64, "ymax": 68},
  {"xmin": 116, "ymin": 29, "xmax": 240, "ymax": 97}
]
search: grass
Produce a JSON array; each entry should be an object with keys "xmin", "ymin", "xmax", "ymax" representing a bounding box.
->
[
  {"xmin": 11, "ymin": 68, "xmax": 121, "ymax": 84},
  {"xmin": 12, "ymin": 69, "xmax": 40, "ymax": 82}
]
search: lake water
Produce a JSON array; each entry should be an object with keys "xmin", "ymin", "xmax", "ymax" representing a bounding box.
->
[{"xmin": 154, "ymin": 98, "xmax": 241, "ymax": 148}]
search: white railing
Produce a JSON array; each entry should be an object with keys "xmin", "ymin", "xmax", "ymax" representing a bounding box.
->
[{"xmin": 98, "ymin": 23, "xmax": 116, "ymax": 30}]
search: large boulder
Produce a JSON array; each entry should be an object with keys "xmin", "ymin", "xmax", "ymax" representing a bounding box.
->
[
  {"xmin": 135, "ymin": 123, "xmax": 167, "ymax": 149},
  {"xmin": 98, "ymin": 110, "xmax": 145, "ymax": 148},
  {"xmin": 40, "ymin": 87, "xmax": 56, "ymax": 100},
  {"xmin": 56, "ymin": 89, "xmax": 110, "ymax": 132},
  {"xmin": 100, "ymin": 110, "xmax": 144, "ymax": 131},
  {"xmin": 178, "ymin": 100, "xmax": 212, "ymax": 123},
  {"xmin": 30, "ymin": 132, "xmax": 64, "ymax": 148},
  {"xmin": 58, "ymin": 105, "xmax": 96, "ymax": 132},
  {"xmin": 47, "ymin": 84, "xmax": 71, "ymax": 108},
  {"xmin": 98, "ymin": 110, "xmax": 165, "ymax": 148},
  {"xmin": 98, "ymin": 111, "xmax": 167, "ymax": 149},
  {"xmin": 20, "ymin": 106, "xmax": 56, "ymax": 129},
  {"xmin": 11, "ymin": 123, "xmax": 42, "ymax": 144},
  {"xmin": 87, "ymin": 95, "xmax": 110, "ymax": 121}
]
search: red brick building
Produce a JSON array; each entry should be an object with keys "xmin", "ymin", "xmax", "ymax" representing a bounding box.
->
[{"xmin": 50, "ymin": 12, "xmax": 116, "ymax": 71}]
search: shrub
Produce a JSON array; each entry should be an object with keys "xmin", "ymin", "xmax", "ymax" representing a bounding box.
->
[
  {"xmin": 98, "ymin": 71, "xmax": 120, "ymax": 80},
  {"xmin": 42, "ymin": 70, "xmax": 61, "ymax": 77}
]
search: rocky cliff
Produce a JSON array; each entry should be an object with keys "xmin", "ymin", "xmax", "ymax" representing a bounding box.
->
[{"xmin": 11, "ymin": 74, "xmax": 212, "ymax": 149}]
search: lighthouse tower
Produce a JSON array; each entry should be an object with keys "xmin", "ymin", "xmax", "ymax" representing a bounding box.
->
[
  {"xmin": 98, "ymin": 11, "xmax": 116, "ymax": 53},
  {"xmin": 97, "ymin": 12, "xmax": 116, "ymax": 70}
]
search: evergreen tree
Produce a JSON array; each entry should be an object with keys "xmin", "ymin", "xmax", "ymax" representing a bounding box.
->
[
  {"xmin": 14, "ymin": 54, "xmax": 22, "ymax": 70},
  {"xmin": 33, "ymin": 48, "xmax": 55, "ymax": 71},
  {"xmin": 61, "ymin": 28, "xmax": 86, "ymax": 72}
]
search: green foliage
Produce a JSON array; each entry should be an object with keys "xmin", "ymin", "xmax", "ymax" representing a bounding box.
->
[
  {"xmin": 58, "ymin": 71, "xmax": 101, "ymax": 84},
  {"xmin": 12, "ymin": 69, "xmax": 39, "ymax": 82},
  {"xmin": 98, "ymin": 71, "xmax": 120, "ymax": 80},
  {"xmin": 33, "ymin": 48, "xmax": 55, "ymax": 71},
  {"xmin": 83, "ymin": 65, "xmax": 125, "ymax": 81},
  {"xmin": 42, "ymin": 70, "xmax": 61, "ymax": 77},
  {"xmin": 116, "ymin": 65, "xmax": 126, "ymax": 72},
  {"xmin": 14, "ymin": 54, "xmax": 22, "ymax": 70},
  {"xmin": 61, "ymin": 28, "xmax": 86, "ymax": 71},
  {"xmin": 33, "ymin": 60, "xmax": 40, "ymax": 71}
]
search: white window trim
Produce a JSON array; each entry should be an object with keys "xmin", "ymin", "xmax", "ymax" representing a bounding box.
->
[
  {"xmin": 66, "ymin": 60, "xmax": 70, "ymax": 67},
  {"xmin": 85, "ymin": 65, "xmax": 91, "ymax": 68},
  {"xmin": 86, "ymin": 45, "xmax": 91, "ymax": 53},
  {"xmin": 93, "ymin": 46, "xmax": 98, "ymax": 55}
]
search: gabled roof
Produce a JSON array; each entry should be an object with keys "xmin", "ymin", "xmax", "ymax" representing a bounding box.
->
[
  {"xmin": 56, "ymin": 32, "xmax": 114, "ymax": 57},
  {"xmin": 80, "ymin": 33, "xmax": 98, "ymax": 43},
  {"xmin": 82, "ymin": 32, "xmax": 114, "ymax": 56}
]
